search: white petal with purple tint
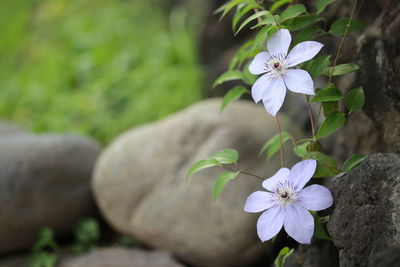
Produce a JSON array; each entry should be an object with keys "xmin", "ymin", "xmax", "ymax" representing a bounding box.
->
[
  {"xmin": 284, "ymin": 69, "xmax": 315, "ymax": 95},
  {"xmin": 262, "ymin": 77, "xmax": 286, "ymax": 116},
  {"xmin": 284, "ymin": 204, "xmax": 314, "ymax": 244},
  {"xmin": 251, "ymin": 74, "xmax": 271, "ymax": 103},
  {"xmin": 287, "ymin": 41, "xmax": 324, "ymax": 67},
  {"xmin": 298, "ymin": 184, "xmax": 333, "ymax": 211},
  {"xmin": 257, "ymin": 206, "xmax": 284, "ymax": 242},
  {"xmin": 244, "ymin": 191, "xmax": 277, "ymax": 213},
  {"xmin": 249, "ymin": 52, "xmax": 269, "ymax": 75},
  {"xmin": 287, "ymin": 159, "xmax": 316, "ymax": 190},
  {"xmin": 262, "ymin": 168, "xmax": 290, "ymax": 191},
  {"xmin": 267, "ymin": 29, "xmax": 292, "ymax": 57}
]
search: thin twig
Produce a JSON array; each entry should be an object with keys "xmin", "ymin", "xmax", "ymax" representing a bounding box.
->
[
  {"xmin": 305, "ymin": 95, "xmax": 316, "ymax": 139},
  {"xmin": 222, "ymin": 165, "xmax": 264, "ymax": 180},
  {"xmin": 328, "ymin": 0, "xmax": 358, "ymax": 84},
  {"xmin": 275, "ymin": 114, "xmax": 284, "ymax": 168}
]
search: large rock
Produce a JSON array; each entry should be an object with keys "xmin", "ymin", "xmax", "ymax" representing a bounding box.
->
[
  {"xmin": 327, "ymin": 153, "xmax": 400, "ymax": 267},
  {"xmin": 93, "ymin": 99, "xmax": 303, "ymax": 267},
  {"xmin": 0, "ymin": 134, "xmax": 101, "ymax": 254},
  {"xmin": 357, "ymin": 1, "xmax": 400, "ymax": 152},
  {"xmin": 58, "ymin": 247, "xmax": 183, "ymax": 267}
]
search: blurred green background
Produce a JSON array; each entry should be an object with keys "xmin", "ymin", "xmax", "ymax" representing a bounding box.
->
[{"xmin": 0, "ymin": 0, "xmax": 204, "ymax": 143}]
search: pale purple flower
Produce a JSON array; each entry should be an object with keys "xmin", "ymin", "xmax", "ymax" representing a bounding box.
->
[
  {"xmin": 244, "ymin": 159, "xmax": 333, "ymax": 244},
  {"xmin": 248, "ymin": 29, "xmax": 323, "ymax": 116}
]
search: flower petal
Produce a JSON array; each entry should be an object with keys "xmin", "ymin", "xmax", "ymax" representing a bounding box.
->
[
  {"xmin": 251, "ymin": 74, "xmax": 271, "ymax": 103},
  {"xmin": 283, "ymin": 69, "xmax": 315, "ymax": 95},
  {"xmin": 249, "ymin": 52, "xmax": 269, "ymax": 75},
  {"xmin": 262, "ymin": 168, "xmax": 290, "ymax": 191},
  {"xmin": 284, "ymin": 204, "xmax": 314, "ymax": 244},
  {"xmin": 267, "ymin": 29, "xmax": 291, "ymax": 56},
  {"xmin": 244, "ymin": 191, "xmax": 277, "ymax": 213},
  {"xmin": 257, "ymin": 206, "xmax": 284, "ymax": 242},
  {"xmin": 262, "ymin": 77, "xmax": 286, "ymax": 116},
  {"xmin": 287, "ymin": 41, "xmax": 324, "ymax": 67},
  {"xmin": 298, "ymin": 184, "xmax": 333, "ymax": 211},
  {"xmin": 287, "ymin": 159, "xmax": 317, "ymax": 190}
]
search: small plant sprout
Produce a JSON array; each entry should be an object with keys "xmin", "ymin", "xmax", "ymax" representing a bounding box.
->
[
  {"xmin": 244, "ymin": 160, "xmax": 333, "ymax": 244},
  {"xmin": 249, "ymin": 29, "xmax": 323, "ymax": 116}
]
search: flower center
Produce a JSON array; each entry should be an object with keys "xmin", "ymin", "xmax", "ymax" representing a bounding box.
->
[
  {"xmin": 273, "ymin": 181, "xmax": 298, "ymax": 206},
  {"xmin": 264, "ymin": 54, "xmax": 288, "ymax": 80},
  {"xmin": 273, "ymin": 62, "xmax": 280, "ymax": 69}
]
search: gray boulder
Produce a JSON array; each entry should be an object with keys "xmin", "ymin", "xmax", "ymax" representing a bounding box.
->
[
  {"xmin": 0, "ymin": 134, "xmax": 101, "ymax": 253},
  {"xmin": 92, "ymin": 99, "xmax": 303, "ymax": 267},
  {"xmin": 328, "ymin": 153, "xmax": 400, "ymax": 267}
]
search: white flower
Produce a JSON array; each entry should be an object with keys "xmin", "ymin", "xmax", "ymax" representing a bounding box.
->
[{"xmin": 249, "ymin": 29, "xmax": 323, "ymax": 116}]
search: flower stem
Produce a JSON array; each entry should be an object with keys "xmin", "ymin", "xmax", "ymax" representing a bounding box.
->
[
  {"xmin": 275, "ymin": 114, "xmax": 284, "ymax": 168},
  {"xmin": 328, "ymin": 0, "xmax": 358, "ymax": 84},
  {"xmin": 305, "ymin": 95, "xmax": 316, "ymax": 139},
  {"xmin": 221, "ymin": 165, "xmax": 264, "ymax": 180}
]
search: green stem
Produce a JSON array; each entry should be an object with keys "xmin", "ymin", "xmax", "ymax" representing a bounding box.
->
[
  {"xmin": 275, "ymin": 114, "xmax": 284, "ymax": 168},
  {"xmin": 221, "ymin": 165, "xmax": 264, "ymax": 180}
]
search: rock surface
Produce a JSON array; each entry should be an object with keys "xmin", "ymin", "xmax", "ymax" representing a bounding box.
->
[
  {"xmin": 357, "ymin": 1, "xmax": 400, "ymax": 152},
  {"xmin": 0, "ymin": 134, "xmax": 101, "ymax": 254},
  {"xmin": 328, "ymin": 153, "xmax": 400, "ymax": 267},
  {"xmin": 58, "ymin": 247, "xmax": 183, "ymax": 267},
  {"xmin": 93, "ymin": 99, "xmax": 303, "ymax": 267}
]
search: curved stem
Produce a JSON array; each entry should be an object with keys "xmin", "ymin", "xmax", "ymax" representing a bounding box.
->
[
  {"xmin": 305, "ymin": 95, "xmax": 316, "ymax": 139},
  {"xmin": 328, "ymin": 0, "xmax": 358, "ymax": 83},
  {"xmin": 275, "ymin": 114, "xmax": 284, "ymax": 168},
  {"xmin": 221, "ymin": 165, "xmax": 264, "ymax": 180}
]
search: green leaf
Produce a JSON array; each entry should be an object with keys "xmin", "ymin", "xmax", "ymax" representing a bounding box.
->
[
  {"xmin": 316, "ymin": 111, "xmax": 345, "ymax": 140},
  {"xmin": 260, "ymin": 132, "xmax": 292, "ymax": 160},
  {"xmin": 305, "ymin": 152, "xmax": 341, "ymax": 177},
  {"xmin": 242, "ymin": 62, "xmax": 258, "ymax": 85},
  {"xmin": 210, "ymin": 149, "xmax": 239, "ymax": 164},
  {"xmin": 213, "ymin": 171, "xmax": 240, "ymax": 201},
  {"xmin": 342, "ymin": 154, "xmax": 366, "ymax": 172},
  {"xmin": 322, "ymin": 101, "xmax": 339, "ymax": 117},
  {"xmin": 274, "ymin": 247, "xmax": 294, "ymax": 267},
  {"xmin": 323, "ymin": 63, "xmax": 359, "ymax": 76},
  {"xmin": 345, "ymin": 87, "xmax": 365, "ymax": 112},
  {"xmin": 284, "ymin": 14, "xmax": 323, "ymax": 31},
  {"xmin": 316, "ymin": 0, "xmax": 336, "ymax": 14},
  {"xmin": 235, "ymin": 11, "xmax": 274, "ymax": 35},
  {"xmin": 215, "ymin": 0, "xmax": 245, "ymax": 20},
  {"xmin": 310, "ymin": 87, "xmax": 343, "ymax": 103},
  {"xmin": 293, "ymin": 25, "xmax": 322, "ymax": 45},
  {"xmin": 229, "ymin": 40, "xmax": 256, "ymax": 70},
  {"xmin": 252, "ymin": 26, "xmax": 275, "ymax": 50},
  {"xmin": 302, "ymin": 56, "xmax": 331, "ymax": 79},
  {"xmin": 329, "ymin": 18, "xmax": 365, "ymax": 36},
  {"xmin": 279, "ymin": 4, "xmax": 307, "ymax": 22},
  {"xmin": 221, "ymin": 86, "xmax": 248, "ymax": 111},
  {"xmin": 213, "ymin": 70, "xmax": 245, "ymax": 87},
  {"xmin": 311, "ymin": 211, "xmax": 331, "ymax": 240},
  {"xmin": 293, "ymin": 141, "xmax": 312, "ymax": 158},
  {"xmin": 186, "ymin": 159, "xmax": 220, "ymax": 181},
  {"xmin": 232, "ymin": 2, "xmax": 262, "ymax": 31},
  {"xmin": 270, "ymin": 0, "xmax": 291, "ymax": 13}
]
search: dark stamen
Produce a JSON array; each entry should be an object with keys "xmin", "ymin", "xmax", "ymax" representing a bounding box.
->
[
  {"xmin": 273, "ymin": 63, "xmax": 280, "ymax": 69},
  {"xmin": 281, "ymin": 192, "xmax": 288, "ymax": 198}
]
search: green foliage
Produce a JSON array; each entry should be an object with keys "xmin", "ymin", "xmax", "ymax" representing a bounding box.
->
[
  {"xmin": 342, "ymin": 154, "xmax": 366, "ymax": 172},
  {"xmin": 293, "ymin": 26, "xmax": 322, "ymax": 45},
  {"xmin": 293, "ymin": 141, "xmax": 312, "ymax": 158},
  {"xmin": 235, "ymin": 11, "xmax": 275, "ymax": 35},
  {"xmin": 305, "ymin": 152, "xmax": 341, "ymax": 178},
  {"xmin": 214, "ymin": 171, "xmax": 240, "ymax": 201},
  {"xmin": 279, "ymin": 4, "xmax": 306, "ymax": 22},
  {"xmin": 186, "ymin": 159, "xmax": 221, "ymax": 181},
  {"xmin": 323, "ymin": 63, "xmax": 359, "ymax": 76},
  {"xmin": 310, "ymin": 86, "xmax": 343, "ymax": 103},
  {"xmin": 232, "ymin": 2, "xmax": 263, "ymax": 31},
  {"xmin": 274, "ymin": 247, "xmax": 294, "ymax": 267},
  {"xmin": 0, "ymin": 0, "xmax": 203, "ymax": 143},
  {"xmin": 213, "ymin": 70, "xmax": 246, "ymax": 87},
  {"xmin": 260, "ymin": 132, "xmax": 293, "ymax": 160},
  {"xmin": 221, "ymin": 86, "xmax": 248, "ymax": 111},
  {"xmin": 316, "ymin": 111, "xmax": 345, "ymax": 140},
  {"xmin": 311, "ymin": 211, "xmax": 331, "ymax": 240},
  {"xmin": 345, "ymin": 87, "xmax": 365, "ymax": 112},
  {"xmin": 210, "ymin": 149, "xmax": 239, "ymax": 164},
  {"xmin": 303, "ymin": 56, "xmax": 331, "ymax": 79},
  {"xmin": 329, "ymin": 18, "xmax": 365, "ymax": 35},
  {"xmin": 284, "ymin": 15, "xmax": 323, "ymax": 31},
  {"xmin": 316, "ymin": 0, "xmax": 336, "ymax": 14},
  {"xmin": 73, "ymin": 218, "xmax": 100, "ymax": 252},
  {"xmin": 30, "ymin": 228, "xmax": 58, "ymax": 267}
]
